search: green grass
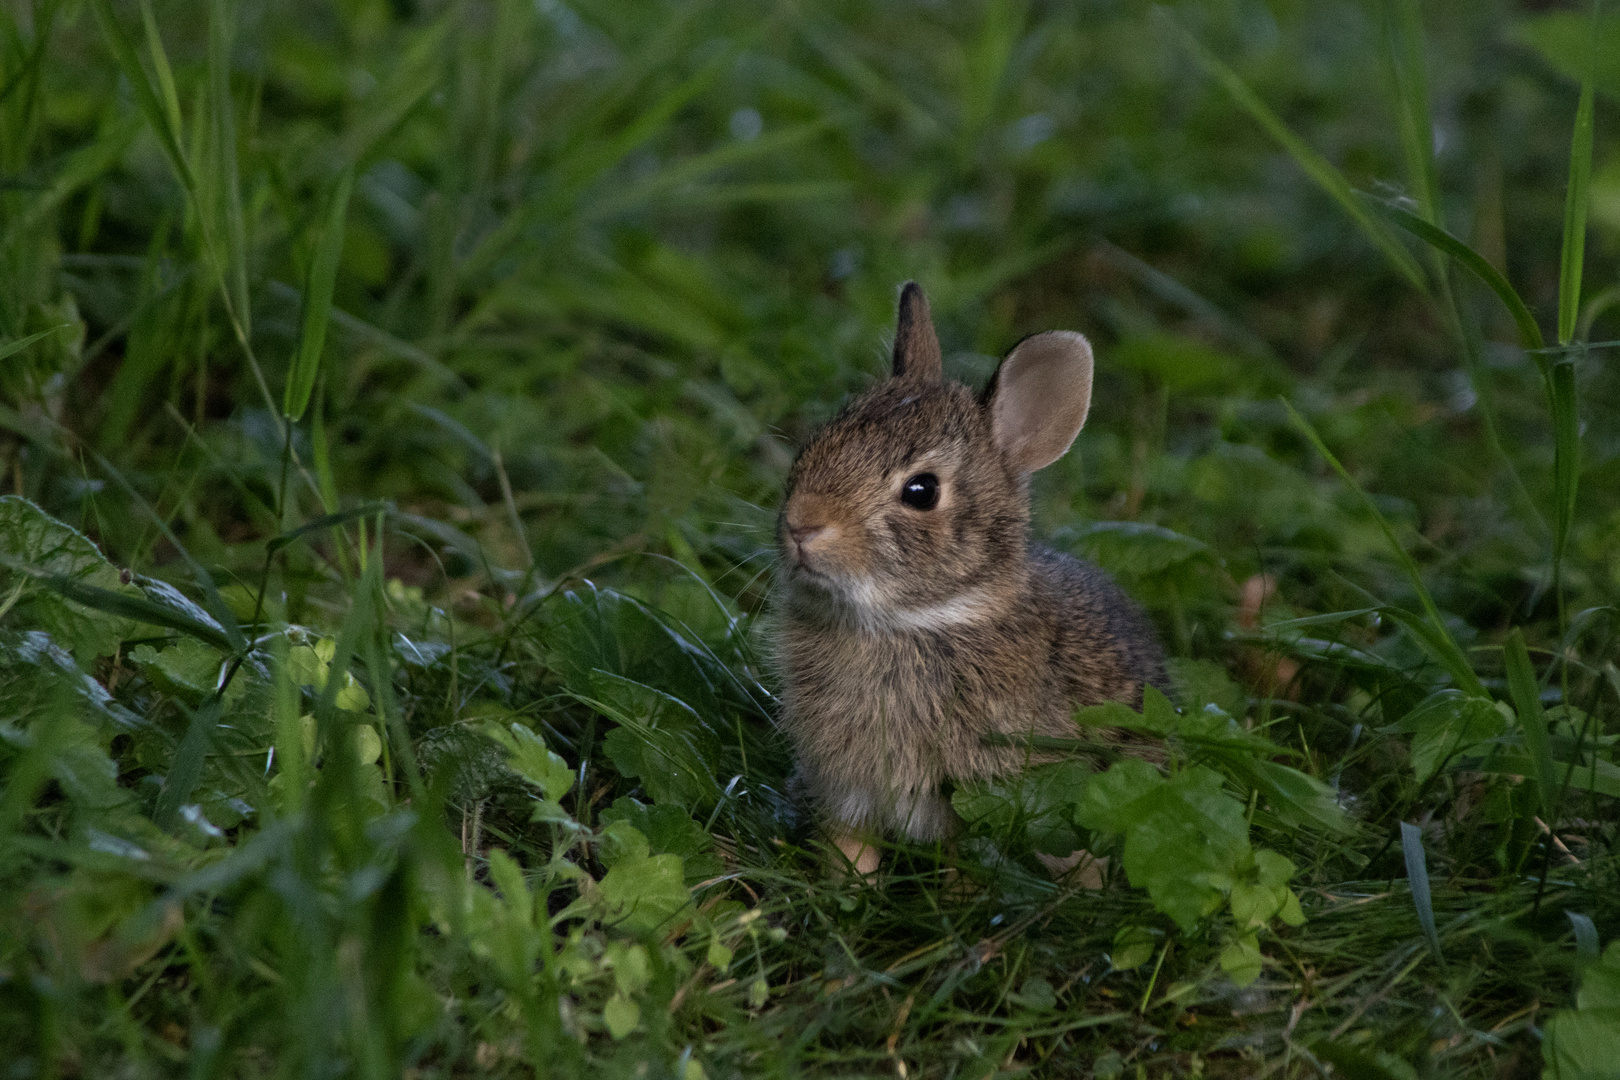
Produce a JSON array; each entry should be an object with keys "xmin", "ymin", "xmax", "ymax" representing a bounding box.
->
[{"xmin": 2, "ymin": 0, "xmax": 1619, "ymax": 1076}]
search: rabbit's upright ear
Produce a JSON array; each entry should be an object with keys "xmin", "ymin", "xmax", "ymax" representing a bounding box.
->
[
  {"xmin": 892, "ymin": 282, "xmax": 943, "ymax": 381},
  {"xmin": 983, "ymin": 331, "xmax": 1093, "ymax": 473}
]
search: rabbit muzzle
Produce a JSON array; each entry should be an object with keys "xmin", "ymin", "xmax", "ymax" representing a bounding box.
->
[{"xmin": 780, "ymin": 491, "xmax": 863, "ymax": 579}]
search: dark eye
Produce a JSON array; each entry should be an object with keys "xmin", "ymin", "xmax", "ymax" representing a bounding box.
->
[{"xmin": 900, "ymin": 473, "xmax": 939, "ymax": 511}]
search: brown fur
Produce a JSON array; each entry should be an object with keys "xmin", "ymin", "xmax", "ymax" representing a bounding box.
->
[{"xmin": 772, "ymin": 283, "xmax": 1166, "ymax": 847}]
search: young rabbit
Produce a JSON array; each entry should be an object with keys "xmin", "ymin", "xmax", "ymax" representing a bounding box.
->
[{"xmin": 774, "ymin": 282, "xmax": 1166, "ymax": 875}]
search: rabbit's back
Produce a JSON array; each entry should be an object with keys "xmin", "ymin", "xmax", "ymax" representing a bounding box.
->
[{"xmin": 1028, "ymin": 545, "xmax": 1167, "ymax": 710}]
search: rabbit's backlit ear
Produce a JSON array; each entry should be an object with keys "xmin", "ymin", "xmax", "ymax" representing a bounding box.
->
[
  {"xmin": 984, "ymin": 331, "xmax": 1093, "ymax": 473},
  {"xmin": 892, "ymin": 281, "xmax": 943, "ymax": 381}
]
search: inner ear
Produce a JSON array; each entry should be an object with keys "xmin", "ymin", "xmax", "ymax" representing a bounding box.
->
[
  {"xmin": 892, "ymin": 281, "xmax": 943, "ymax": 382},
  {"xmin": 982, "ymin": 331, "xmax": 1093, "ymax": 473}
]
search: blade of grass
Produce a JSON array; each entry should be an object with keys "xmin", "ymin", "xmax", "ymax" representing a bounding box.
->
[
  {"xmin": 1567, "ymin": 911, "xmax": 1599, "ymax": 960},
  {"xmin": 137, "ymin": 0, "xmax": 183, "ymax": 160},
  {"xmin": 89, "ymin": 0, "xmax": 192, "ymax": 188},
  {"xmin": 1382, "ymin": 0, "xmax": 1438, "ymax": 223},
  {"xmin": 265, "ymin": 502, "xmax": 390, "ymax": 557},
  {"xmin": 583, "ymin": 119, "xmax": 832, "ymax": 220},
  {"xmin": 25, "ymin": 570, "xmax": 237, "ymax": 652},
  {"xmin": 285, "ymin": 168, "xmax": 354, "ymax": 422},
  {"xmin": 207, "ymin": 0, "xmax": 251, "ymax": 342},
  {"xmin": 1371, "ymin": 5, "xmax": 1553, "ymax": 548},
  {"xmin": 0, "ymin": 325, "xmax": 70, "ymax": 363},
  {"xmin": 78, "ymin": 442, "xmax": 246, "ymax": 651},
  {"xmin": 337, "ymin": 14, "xmax": 451, "ymax": 166},
  {"xmin": 153, "ymin": 697, "xmax": 223, "ymax": 830},
  {"xmin": 1503, "ymin": 629, "xmax": 1558, "ymax": 814},
  {"xmin": 1545, "ymin": 2, "xmax": 1597, "ymax": 585},
  {"xmin": 0, "ymin": 3, "xmax": 54, "ymax": 113},
  {"xmin": 1283, "ymin": 399, "xmax": 1485, "ymax": 697},
  {"xmin": 310, "ymin": 385, "xmax": 341, "ymax": 517},
  {"xmin": 1361, "ymin": 192, "xmax": 1548, "ymax": 532},
  {"xmin": 1557, "ymin": 5, "xmax": 1597, "ymax": 347},
  {"xmin": 1366, "ymin": 195, "xmax": 1543, "ymax": 350},
  {"xmin": 1437, "ymin": 280, "xmax": 1548, "ymax": 535},
  {"xmin": 1399, "ymin": 821, "xmax": 1442, "ymax": 963},
  {"xmin": 91, "ymin": 0, "xmax": 282, "ymax": 428},
  {"xmin": 1162, "ymin": 8, "xmax": 1427, "ymax": 292},
  {"xmin": 1577, "ymin": 283, "xmax": 1620, "ymax": 340},
  {"xmin": 1548, "ymin": 358, "xmax": 1580, "ymax": 566}
]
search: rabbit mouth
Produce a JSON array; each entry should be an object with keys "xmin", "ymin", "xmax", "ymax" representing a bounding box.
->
[{"xmin": 787, "ymin": 558, "xmax": 838, "ymax": 589}]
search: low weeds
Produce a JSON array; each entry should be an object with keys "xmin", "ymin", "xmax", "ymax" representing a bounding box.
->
[{"xmin": 2, "ymin": 1, "xmax": 1619, "ymax": 1077}]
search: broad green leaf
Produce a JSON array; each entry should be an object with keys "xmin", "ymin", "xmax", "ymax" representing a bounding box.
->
[
  {"xmin": 594, "ymin": 674, "xmax": 723, "ymax": 808},
  {"xmin": 1218, "ymin": 932, "xmax": 1262, "ymax": 987},
  {"xmin": 1078, "ymin": 762, "xmax": 1249, "ymax": 931},
  {"xmin": 597, "ymin": 818, "xmax": 652, "ymax": 868},
  {"xmin": 354, "ymin": 723, "xmax": 382, "ymax": 767},
  {"xmin": 595, "ymin": 851, "xmax": 692, "ymax": 939},
  {"xmin": 1078, "ymin": 688, "xmax": 1353, "ymax": 835},
  {"xmin": 1234, "ymin": 758, "xmax": 1354, "ymax": 836},
  {"xmin": 1009, "ymin": 976, "xmax": 1057, "ymax": 1012},
  {"xmin": 600, "ymin": 798, "xmax": 723, "ymax": 882},
  {"xmin": 1165, "ymin": 658, "xmax": 1248, "ymax": 720},
  {"xmin": 1056, "ymin": 521, "xmax": 1215, "ymax": 598},
  {"xmin": 607, "ymin": 940, "xmax": 651, "ymax": 995},
  {"xmin": 1229, "ymin": 881, "xmax": 1284, "ymax": 931},
  {"xmin": 951, "ymin": 759, "xmax": 1092, "ymax": 857},
  {"xmin": 1579, "ymin": 943, "xmax": 1620, "ymax": 1008},
  {"xmin": 1541, "ymin": 1008, "xmax": 1620, "ymax": 1080},
  {"xmin": 603, "ymin": 992, "xmax": 641, "ymax": 1039},
  {"xmin": 285, "ymin": 639, "xmax": 371, "ymax": 712},
  {"xmin": 0, "ymin": 496, "xmax": 138, "ymax": 661},
  {"xmin": 0, "ymin": 630, "xmax": 141, "ymax": 732},
  {"xmin": 27, "ymin": 573, "xmax": 235, "ymax": 654},
  {"xmin": 129, "ymin": 639, "xmax": 228, "ymax": 700},
  {"xmin": 1109, "ymin": 925, "xmax": 1159, "ymax": 971},
  {"xmin": 482, "ymin": 721, "xmax": 574, "ymax": 803},
  {"xmin": 1389, "ymin": 691, "xmax": 1505, "ymax": 784}
]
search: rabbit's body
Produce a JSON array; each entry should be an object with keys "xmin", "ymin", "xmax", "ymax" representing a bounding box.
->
[
  {"xmin": 778, "ymin": 544, "xmax": 1164, "ymax": 841},
  {"xmin": 774, "ymin": 285, "xmax": 1165, "ymax": 867}
]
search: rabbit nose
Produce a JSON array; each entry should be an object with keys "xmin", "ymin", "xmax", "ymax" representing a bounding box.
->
[{"xmin": 788, "ymin": 523, "xmax": 825, "ymax": 546}]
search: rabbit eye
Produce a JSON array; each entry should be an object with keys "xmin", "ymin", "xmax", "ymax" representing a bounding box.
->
[{"xmin": 900, "ymin": 473, "xmax": 940, "ymax": 510}]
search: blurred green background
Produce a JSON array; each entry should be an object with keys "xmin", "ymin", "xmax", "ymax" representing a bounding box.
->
[
  {"xmin": 4, "ymin": 0, "xmax": 1620, "ymax": 1076},
  {"xmin": 6, "ymin": 0, "xmax": 1616, "ymax": 635}
]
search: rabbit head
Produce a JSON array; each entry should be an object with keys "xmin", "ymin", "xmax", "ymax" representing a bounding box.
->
[{"xmin": 778, "ymin": 283, "xmax": 1094, "ymax": 631}]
